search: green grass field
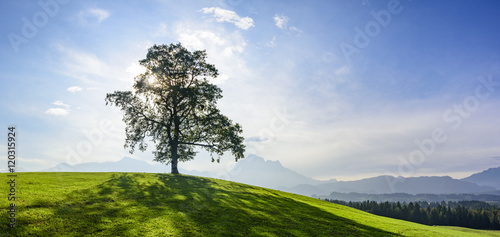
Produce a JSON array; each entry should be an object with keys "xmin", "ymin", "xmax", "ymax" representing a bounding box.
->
[{"xmin": 1, "ymin": 172, "xmax": 499, "ymax": 236}]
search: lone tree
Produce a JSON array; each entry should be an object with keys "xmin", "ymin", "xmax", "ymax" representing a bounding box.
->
[{"xmin": 105, "ymin": 43, "xmax": 245, "ymax": 174}]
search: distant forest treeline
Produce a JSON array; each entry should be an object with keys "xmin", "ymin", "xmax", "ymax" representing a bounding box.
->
[
  {"xmin": 324, "ymin": 199, "xmax": 500, "ymax": 230},
  {"xmin": 315, "ymin": 192, "xmax": 500, "ymax": 205}
]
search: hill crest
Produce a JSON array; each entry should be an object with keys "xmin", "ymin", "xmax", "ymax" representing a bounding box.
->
[{"xmin": 0, "ymin": 172, "xmax": 493, "ymax": 236}]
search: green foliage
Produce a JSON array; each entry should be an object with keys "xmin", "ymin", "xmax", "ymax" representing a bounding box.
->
[
  {"xmin": 105, "ymin": 43, "xmax": 245, "ymax": 173},
  {"xmin": 1, "ymin": 172, "xmax": 499, "ymax": 236}
]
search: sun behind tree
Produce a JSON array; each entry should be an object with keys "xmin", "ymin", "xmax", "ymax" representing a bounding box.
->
[{"xmin": 105, "ymin": 43, "xmax": 245, "ymax": 174}]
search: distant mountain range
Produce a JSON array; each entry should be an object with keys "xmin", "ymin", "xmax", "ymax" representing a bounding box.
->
[
  {"xmin": 40, "ymin": 157, "xmax": 165, "ymax": 172},
  {"xmin": 38, "ymin": 157, "xmax": 217, "ymax": 178},
  {"xmin": 282, "ymin": 175, "xmax": 497, "ymax": 196},
  {"xmin": 5, "ymin": 155, "xmax": 499, "ymax": 199},
  {"xmin": 224, "ymin": 155, "xmax": 336, "ymax": 189},
  {"xmin": 35, "ymin": 155, "xmax": 336, "ymax": 190},
  {"xmin": 461, "ymin": 167, "xmax": 500, "ymax": 189}
]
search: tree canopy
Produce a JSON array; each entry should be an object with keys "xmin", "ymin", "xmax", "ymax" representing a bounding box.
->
[{"xmin": 105, "ymin": 43, "xmax": 245, "ymax": 174}]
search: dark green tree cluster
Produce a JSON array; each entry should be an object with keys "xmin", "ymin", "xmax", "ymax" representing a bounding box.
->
[{"xmin": 325, "ymin": 199, "xmax": 500, "ymax": 230}]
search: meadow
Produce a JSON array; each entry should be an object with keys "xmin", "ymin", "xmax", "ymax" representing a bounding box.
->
[{"xmin": 1, "ymin": 172, "xmax": 499, "ymax": 236}]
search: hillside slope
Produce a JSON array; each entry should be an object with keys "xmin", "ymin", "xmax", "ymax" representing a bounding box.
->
[{"xmin": 0, "ymin": 173, "xmax": 498, "ymax": 236}]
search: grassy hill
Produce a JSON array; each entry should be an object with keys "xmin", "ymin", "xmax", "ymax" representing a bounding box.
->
[{"xmin": 1, "ymin": 173, "xmax": 499, "ymax": 236}]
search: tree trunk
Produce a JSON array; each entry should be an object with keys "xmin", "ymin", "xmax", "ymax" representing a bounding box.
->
[
  {"xmin": 172, "ymin": 96, "xmax": 180, "ymax": 175},
  {"xmin": 171, "ymin": 141, "xmax": 179, "ymax": 174}
]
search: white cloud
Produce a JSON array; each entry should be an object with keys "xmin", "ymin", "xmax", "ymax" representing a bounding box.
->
[
  {"xmin": 176, "ymin": 27, "xmax": 247, "ymax": 57},
  {"xmin": 273, "ymin": 14, "xmax": 302, "ymax": 34},
  {"xmin": 67, "ymin": 86, "xmax": 82, "ymax": 93},
  {"xmin": 89, "ymin": 8, "xmax": 110, "ymax": 22},
  {"xmin": 55, "ymin": 44, "xmax": 106, "ymax": 81},
  {"xmin": 334, "ymin": 66, "xmax": 350, "ymax": 76},
  {"xmin": 212, "ymin": 74, "xmax": 229, "ymax": 84},
  {"xmin": 273, "ymin": 14, "xmax": 289, "ymax": 29},
  {"xmin": 222, "ymin": 41, "xmax": 246, "ymax": 57},
  {"xmin": 46, "ymin": 108, "xmax": 69, "ymax": 116},
  {"xmin": 46, "ymin": 100, "xmax": 71, "ymax": 116},
  {"xmin": 201, "ymin": 7, "xmax": 254, "ymax": 30},
  {"xmin": 153, "ymin": 23, "xmax": 168, "ymax": 37},
  {"xmin": 76, "ymin": 8, "xmax": 110, "ymax": 26},
  {"xmin": 251, "ymin": 94, "xmax": 500, "ymax": 181},
  {"xmin": 234, "ymin": 17, "xmax": 254, "ymax": 30},
  {"xmin": 126, "ymin": 62, "xmax": 147, "ymax": 76},
  {"xmin": 177, "ymin": 29, "xmax": 242, "ymax": 83},
  {"xmin": 175, "ymin": 23, "xmax": 250, "ymax": 85},
  {"xmin": 178, "ymin": 29, "xmax": 225, "ymax": 51},
  {"xmin": 289, "ymin": 26, "xmax": 303, "ymax": 34},
  {"xmin": 53, "ymin": 100, "xmax": 71, "ymax": 109},
  {"xmin": 266, "ymin": 36, "xmax": 277, "ymax": 48}
]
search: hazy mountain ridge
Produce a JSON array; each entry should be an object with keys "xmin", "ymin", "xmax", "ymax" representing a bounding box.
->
[
  {"xmin": 226, "ymin": 154, "xmax": 337, "ymax": 189},
  {"xmin": 283, "ymin": 175, "xmax": 497, "ymax": 197},
  {"xmin": 40, "ymin": 157, "xmax": 165, "ymax": 173},
  {"xmin": 9, "ymin": 156, "xmax": 499, "ymax": 199},
  {"xmin": 38, "ymin": 157, "xmax": 217, "ymax": 178},
  {"xmin": 0, "ymin": 166, "xmax": 29, "ymax": 173},
  {"xmin": 327, "ymin": 175, "xmax": 495, "ymax": 194},
  {"xmin": 461, "ymin": 167, "xmax": 500, "ymax": 189},
  {"xmin": 33, "ymin": 155, "xmax": 335, "ymax": 190}
]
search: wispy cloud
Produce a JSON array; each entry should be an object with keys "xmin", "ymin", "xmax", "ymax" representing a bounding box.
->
[
  {"xmin": 178, "ymin": 29, "xmax": 225, "ymax": 50},
  {"xmin": 90, "ymin": 8, "xmax": 110, "ymax": 22},
  {"xmin": 177, "ymin": 28, "xmax": 247, "ymax": 57},
  {"xmin": 175, "ymin": 21, "xmax": 250, "ymax": 86},
  {"xmin": 77, "ymin": 8, "xmax": 110, "ymax": 25},
  {"xmin": 55, "ymin": 44, "xmax": 106, "ymax": 81},
  {"xmin": 53, "ymin": 100, "xmax": 70, "ymax": 109},
  {"xmin": 289, "ymin": 26, "xmax": 303, "ymax": 34},
  {"xmin": 45, "ymin": 108, "xmax": 70, "ymax": 116},
  {"xmin": 126, "ymin": 62, "xmax": 146, "ymax": 76},
  {"xmin": 152, "ymin": 23, "xmax": 168, "ymax": 37},
  {"xmin": 245, "ymin": 136, "xmax": 270, "ymax": 143},
  {"xmin": 201, "ymin": 7, "xmax": 254, "ymax": 30},
  {"xmin": 273, "ymin": 14, "xmax": 302, "ymax": 34},
  {"xmin": 273, "ymin": 14, "xmax": 289, "ymax": 29},
  {"xmin": 67, "ymin": 86, "xmax": 82, "ymax": 93},
  {"xmin": 177, "ymin": 29, "xmax": 242, "ymax": 84},
  {"xmin": 266, "ymin": 36, "xmax": 277, "ymax": 48},
  {"xmin": 334, "ymin": 66, "xmax": 350, "ymax": 76},
  {"xmin": 46, "ymin": 100, "xmax": 71, "ymax": 116}
]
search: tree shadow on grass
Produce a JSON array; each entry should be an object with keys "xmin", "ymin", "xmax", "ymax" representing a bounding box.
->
[
  {"xmin": 9, "ymin": 173, "xmax": 405, "ymax": 236},
  {"xmin": 152, "ymin": 174, "xmax": 404, "ymax": 236}
]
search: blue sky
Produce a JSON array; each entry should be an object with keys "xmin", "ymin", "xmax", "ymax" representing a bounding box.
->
[{"xmin": 1, "ymin": 0, "xmax": 500, "ymax": 181}]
